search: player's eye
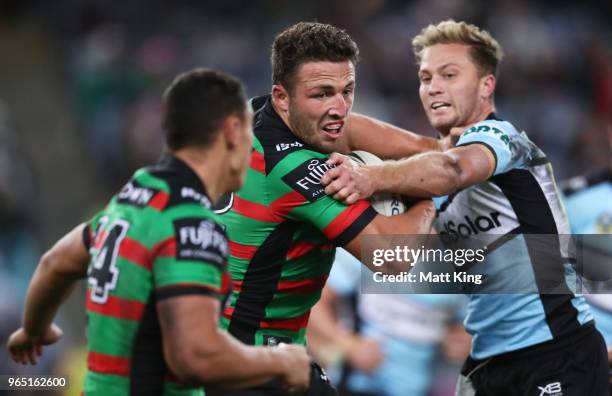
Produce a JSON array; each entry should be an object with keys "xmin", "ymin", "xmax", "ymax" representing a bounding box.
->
[
  {"xmin": 420, "ymin": 75, "xmax": 431, "ymax": 83},
  {"xmin": 444, "ymin": 73, "xmax": 456, "ymax": 79}
]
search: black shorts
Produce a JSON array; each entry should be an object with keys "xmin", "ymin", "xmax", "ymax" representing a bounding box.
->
[
  {"xmin": 458, "ymin": 323, "xmax": 609, "ymax": 396},
  {"xmin": 205, "ymin": 362, "xmax": 337, "ymax": 396}
]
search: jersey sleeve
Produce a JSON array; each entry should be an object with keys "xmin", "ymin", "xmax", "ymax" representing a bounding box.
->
[
  {"xmin": 82, "ymin": 223, "xmax": 92, "ymax": 251},
  {"xmin": 82, "ymin": 211, "xmax": 107, "ymax": 253},
  {"xmin": 456, "ymin": 120, "xmax": 530, "ymax": 175},
  {"xmin": 152, "ymin": 214, "xmax": 229, "ymax": 301},
  {"xmin": 274, "ymin": 155, "xmax": 377, "ymax": 246}
]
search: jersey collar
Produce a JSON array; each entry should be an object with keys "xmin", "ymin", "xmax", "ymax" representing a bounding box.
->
[
  {"xmin": 155, "ymin": 153, "xmax": 212, "ymax": 209},
  {"xmin": 486, "ymin": 112, "xmax": 502, "ymax": 121},
  {"xmin": 256, "ymin": 95, "xmax": 308, "ymax": 145}
]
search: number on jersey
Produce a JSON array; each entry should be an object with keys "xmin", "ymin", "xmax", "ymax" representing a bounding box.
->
[{"xmin": 88, "ymin": 218, "xmax": 130, "ymax": 304}]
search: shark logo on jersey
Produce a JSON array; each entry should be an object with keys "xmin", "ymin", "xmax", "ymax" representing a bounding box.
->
[
  {"xmin": 174, "ymin": 218, "xmax": 228, "ymax": 267},
  {"xmin": 282, "ymin": 158, "xmax": 336, "ymax": 201},
  {"xmin": 439, "ymin": 211, "xmax": 502, "ymax": 244}
]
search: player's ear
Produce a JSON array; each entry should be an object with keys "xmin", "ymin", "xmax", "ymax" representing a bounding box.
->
[
  {"xmin": 221, "ymin": 115, "xmax": 241, "ymax": 150},
  {"xmin": 480, "ymin": 74, "xmax": 496, "ymax": 101},
  {"xmin": 271, "ymin": 84, "xmax": 290, "ymax": 113}
]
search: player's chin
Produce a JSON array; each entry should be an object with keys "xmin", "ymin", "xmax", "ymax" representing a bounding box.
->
[
  {"xmin": 430, "ymin": 116, "xmax": 456, "ymax": 133},
  {"xmin": 313, "ymin": 135, "xmax": 338, "ymax": 153},
  {"xmin": 318, "ymin": 140, "xmax": 338, "ymax": 154}
]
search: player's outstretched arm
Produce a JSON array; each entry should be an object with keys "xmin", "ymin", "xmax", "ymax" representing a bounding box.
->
[
  {"xmin": 343, "ymin": 199, "xmax": 436, "ymax": 274},
  {"xmin": 158, "ymin": 295, "xmax": 310, "ymax": 392},
  {"xmin": 322, "ymin": 144, "xmax": 495, "ymax": 203},
  {"xmin": 6, "ymin": 223, "xmax": 90, "ymax": 365},
  {"xmin": 337, "ymin": 113, "xmax": 454, "ymax": 158}
]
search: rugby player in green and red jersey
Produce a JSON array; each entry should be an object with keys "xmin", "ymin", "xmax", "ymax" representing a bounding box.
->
[
  {"xmin": 6, "ymin": 69, "xmax": 312, "ymax": 396},
  {"xmin": 209, "ymin": 23, "xmax": 439, "ymax": 396}
]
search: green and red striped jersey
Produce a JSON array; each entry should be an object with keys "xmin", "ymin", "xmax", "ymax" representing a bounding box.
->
[
  {"xmin": 82, "ymin": 154, "xmax": 230, "ymax": 396},
  {"xmin": 217, "ymin": 96, "xmax": 376, "ymax": 346}
]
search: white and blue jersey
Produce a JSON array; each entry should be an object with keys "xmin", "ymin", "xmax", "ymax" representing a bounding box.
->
[
  {"xmin": 434, "ymin": 113, "xmax": 592, "ymax": 360},
  {"xmin": 327, "ymin": 248, "xmax": 466, "ymax": 396},
  {"xmin": 562, "ymin": 170, "xmax": 612, "ymax": 345}
]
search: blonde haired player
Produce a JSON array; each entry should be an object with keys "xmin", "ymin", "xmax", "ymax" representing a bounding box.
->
[{"xmin": 323, "ymin": 20, "xmax": 608, "ymax": 395}]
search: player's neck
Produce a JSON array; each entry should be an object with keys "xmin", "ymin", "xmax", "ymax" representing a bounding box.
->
[
  {"xmin": 473, "ymin": 101, "xmax": 496, "ymax": 124},
  {"xmin": 172, "ymin": 148, "xmax": 225, "ymax": 203},
  {"xmin": 452, "ymin": 102, "xmax": 496, "ymax": 133}
]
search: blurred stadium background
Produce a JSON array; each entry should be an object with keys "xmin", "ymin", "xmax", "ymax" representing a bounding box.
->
[{"xmin": 0, "ymin": 0, "xmax": 609, "ymax": 395}]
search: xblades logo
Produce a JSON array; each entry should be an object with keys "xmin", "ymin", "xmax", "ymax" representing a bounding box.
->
[
  {"xmin": 538, "ymin": 381, "xmax": 562, "ymax": 396},
  {"xmin": 439, "ymin": 211, "xmax": 502, "ymax": 244}
]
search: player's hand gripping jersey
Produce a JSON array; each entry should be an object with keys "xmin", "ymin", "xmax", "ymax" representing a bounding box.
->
[
  {"xmin": 83, "ymin": 155, "xmax": 231, "ymax": 396},
  {"xmin": 434, "ymin": 114, "xmax": 592, "ymax": 359},
  {"xmin": 217, "ymin": 96, "xmax": 377, "ymax": 346}
]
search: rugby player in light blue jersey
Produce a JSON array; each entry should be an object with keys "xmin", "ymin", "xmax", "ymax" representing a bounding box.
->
[
  {"xmin": 308, "ymin": 248, "xmax": 468, "ymax": 396},
  {"xmin": 322, "ymin": 20, "xmax": 608, "ymax": 395},
  {"xmin": 562, "ymin": 164, "xmax": 612, "ymax": 391}
]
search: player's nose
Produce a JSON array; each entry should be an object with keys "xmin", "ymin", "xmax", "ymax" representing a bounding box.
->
[
  {"xmin": 428, "ymin": 75, "xmax": 444, "ymax": 96},
  {"xmin": 328, "ymin": 93, "xmax": 349, "ymax": 118}
]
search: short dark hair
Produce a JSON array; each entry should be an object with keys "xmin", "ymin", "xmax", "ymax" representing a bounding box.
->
[
  {"xmin": 163, "ymin": 68, "xmax": 247, "ymax": 150},
  {"xmin": 271, "ymin": 22, "xmax": 359, "ymax": 92}
]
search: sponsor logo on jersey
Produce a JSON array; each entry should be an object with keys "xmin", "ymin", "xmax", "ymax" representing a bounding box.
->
[
  {"xmin": 174, "ymin": 218, "xmax": 228, "ymax": 267},
  {"xmin": 263, "ymin": 335, "xmax": 293, "ymax": 346},
  {"xmin": 181, "ymin": 187, "xmax": 212, "ymax": 208},
  {"xmin": 537, "ymin": 381, "xmax": 562, "ymax": 396},
  {"xmin": 282, "ymin": 158, "xmax": 335, "ymax": 201},
  {"xmin": 275, "ymin": 141, "xmax": 303, "ymax": 152},
  {"xmin": 117, "ymin": 181, "xmax": 158, "ymax": 207},
  {"xmin": 439, "ymin": 211, "xmax": 502, "ymax": 244},
  {"xmin": 462, "ymin": 124, "xmax": 516, "ymax": 150}
]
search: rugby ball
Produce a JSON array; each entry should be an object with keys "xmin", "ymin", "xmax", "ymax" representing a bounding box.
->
[{"xmin": 348, "ymin": 151, "xmax": 406, "ymax": 216}]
